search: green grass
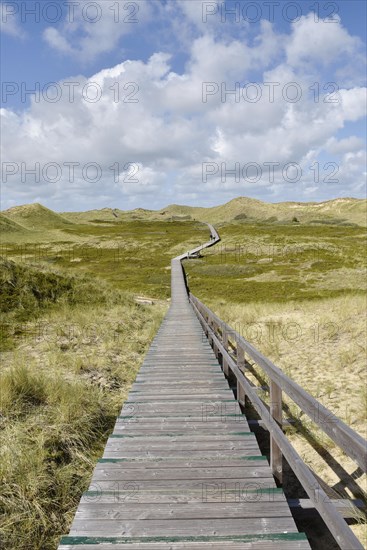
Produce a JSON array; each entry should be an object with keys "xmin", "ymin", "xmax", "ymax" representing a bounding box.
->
[
  {"xmin": 2, "ymin": 220, "xmax": 209, "ymax": 299},
  {"xmin": 184, "ymin": 222, "xmax": 366, "ymax": 305},
  {"xmin": 0, "ymin": 258, "xmax": 139, "ymax": 350}
]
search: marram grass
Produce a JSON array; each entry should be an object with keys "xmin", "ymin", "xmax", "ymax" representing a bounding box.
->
[{"xmin": 0, "ymin": 259, "xmax": 166, "ymax": 549}]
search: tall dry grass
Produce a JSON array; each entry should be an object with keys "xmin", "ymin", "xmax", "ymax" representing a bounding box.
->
[
  {"xmin": 208, "ymin": 293, "xmax": 367, "ymax": 545},
  {"xmin": 0, "ymin": 260, "xmax": 167, "ymax": 549}
]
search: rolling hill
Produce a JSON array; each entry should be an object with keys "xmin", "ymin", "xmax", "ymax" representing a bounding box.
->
[
  {"xmin": 156, "ymin": 197, "xmax": 367, "ymax": 226},
  {"xmin": 1, "ymin": 197, "xmax": 366, "ymax": 230},
  {"xmin": 1, "ymin": 203, "xmax": 74, "ymax": 230},
  {"xmin": 0, "ymin": 214, "xmax": 28, "ymax": 233},
  {"xmin": 61, "ymin": 207, "xmax": 125, "ymax": 223},
  {"xmin": 61, "ymin": 197, "xmax": 367, "ymax": 226}
]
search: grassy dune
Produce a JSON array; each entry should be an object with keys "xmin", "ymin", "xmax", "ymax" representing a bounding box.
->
[
  {"xmin": 0, "ymin": 259, "xmax": 167, "ymax": 549},
  {"xmin": 152, "ymin": 197, "xmax": 366, "ymax": 226},
  {"xmin": 2, "ymin": 204, "xmax": 73, "ymax": 230},
  {"xmin": 57, "ymin": 196, "xmax": 367, "ymax": 226}
]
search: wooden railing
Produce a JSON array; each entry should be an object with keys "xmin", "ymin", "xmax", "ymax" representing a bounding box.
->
[{"xmin": 187, "ymin": 292, "xmax": 366, "ymax": 550}]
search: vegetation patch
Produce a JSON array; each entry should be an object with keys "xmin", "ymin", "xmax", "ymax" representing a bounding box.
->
[{"xmin": 0, "ymin": 260, "xmax": 166, "ymax": 549}]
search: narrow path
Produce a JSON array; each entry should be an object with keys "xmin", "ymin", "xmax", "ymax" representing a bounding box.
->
[{"xmin": 59, "ymin": 224, "xmax": 310, "ymax": 549}]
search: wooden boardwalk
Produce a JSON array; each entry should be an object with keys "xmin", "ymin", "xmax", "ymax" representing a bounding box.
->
[{"xmin": 59, "ymin": 229, "xmax": 310, "ymax": 549}]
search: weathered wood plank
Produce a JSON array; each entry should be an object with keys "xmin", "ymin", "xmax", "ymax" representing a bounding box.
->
[
  {"xmin": 69, "ymin": 517, "xmax": 298, "ymax": 536},
  {"xmin": 119, "ymin": 403, "xmax": 243, "ymax": 414},
  {"xmin": 91, "ymin": 465, "xmax": 276, "ymax": 482},
  {"xmin": 113, "ymin": 421, "xmax": 250, "ymax": 429},
  {"xmin": 127, "ymin": 393, "xmax": 234, "ymax": 401},
  {"xmin": 80, "ymin": 489, "xmax": 281, "ymax": 505},
  {"xmin": 95, "ymin": 457, "xmax": 268, "ymax": 466},
  {"xmin": 106, "ymin": 438, "xmax": 256, "ymax": 447},
  {"xmin": 104, "ymin": 441, "xmax": 259, "ymax": 452},
  {"xmin": 60, "ymin": 541, "xmax": 311, "ymax": 550},
  {"xmin": 74, "ymin": 501, "xmax": 293, "ymax": 520},
  {"xmin": 117, "ymin": 415, "xmax": 246, "ymax": 422}
]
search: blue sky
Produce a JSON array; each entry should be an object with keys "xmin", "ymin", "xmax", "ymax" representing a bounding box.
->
[{"xmin": 1, "ymin": 0, "xmax": 366, "ymax": 211}]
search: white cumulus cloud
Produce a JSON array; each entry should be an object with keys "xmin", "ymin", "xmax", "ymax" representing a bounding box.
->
[{"xmin": 2, "ymin": 10, "xmax": 366, "ymax": 209}]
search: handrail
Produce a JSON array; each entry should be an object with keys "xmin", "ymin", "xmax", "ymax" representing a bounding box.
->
[
  {"xmin": 188, "ymin": 293, "xmax": 365, "ymax": 550},
  {"xmin": 189, "ymin": 294, "xmax": 367, "ymax": 474},
  {"xmin": 174, "ymin": 223, "xmax": 366, "ymax": 550}
]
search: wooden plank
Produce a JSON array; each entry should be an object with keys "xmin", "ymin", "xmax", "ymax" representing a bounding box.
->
[
  {"xmin": 120, "ymin": 402, "xmax": 242, "ymax": 414},
  {"xmin": 127, "ymin": 393, "xmax": 234, "ymax": 401},
  {"xmin": 104, "ymin": 441, "xmax": 259, "ymax": 452},
  {"xmin": 102, "ymin": 453, "xmax": 263, "ymax": 462},
  {"xmin": 60, "ymin": 540, "xmax": 311, "ymax": 550},
  {"xmin": 95, "ymin": 457, "xmax": 269, "ymax": 468},
  {"xmin": 91, "ymin": 465, "xmax": 276, "ymax": 481},
  {"xmin": 132, "ymin": 380, "xmax": 229, "ymax": 386},
  {"xmin": 115, "ymin": 415, "xmax": 248, "ymax": 422},
  {"xmin": 112, "ymin": 427, "xmax": 251, "ymax": 435},
  {"xmin": 80, "ymin": 488, "xmax": 283, "ymax": 504},
  {"xmin": 107, "ymin": 434, "xmax": 256, "ymax": 442},
  {"xmin": 86, "ymin": 479, "xmax": 277, "ymax": 494},
  {"xmin": 74, "ymin": 501, "xmax": 294, "ymax": 520},
  {"xmin": 69, "ymin": 517, "xmax": 298, "ymax": 537}
]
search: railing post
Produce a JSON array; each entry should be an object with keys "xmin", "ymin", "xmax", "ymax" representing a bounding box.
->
[
  {"xmin": 237, "ymin": 343, "xmax": 245, "ymax": 369},
  {"xmin": 205, "ymin": 310, "xmax": 211, "ymax": 341},
  {"xmin": 237, "ymin": 343, "xmax": 246, "ymax": 405},
  {"xmin": 204, "ymin": 311, "xmax": 209, "ymax": 339},
  {"xmin": 212, "ymin": 319, "xmax": 219, "ymax": 358},
  {"xmin": 222, "ymin": 325, "xmax": 229, "ymax": 376},
  {"xmin": 207, "ymin": 313, "xmax": 213, "ymax": 346},
  {"xmin": 270, "ymin": 380, "xmax": 283, "ymax": 484}
]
